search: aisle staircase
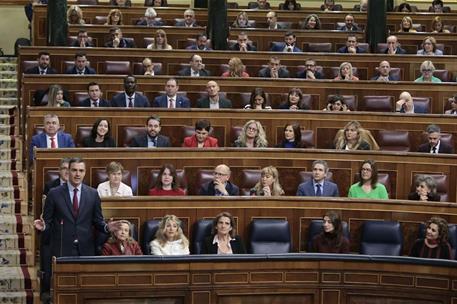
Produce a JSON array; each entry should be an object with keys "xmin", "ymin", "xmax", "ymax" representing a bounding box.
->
[{"xmin": 0, "ymin": 57, "xmax": 37, "ymax": 303}]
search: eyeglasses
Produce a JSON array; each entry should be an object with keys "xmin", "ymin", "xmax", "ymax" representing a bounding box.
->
[
  {"xmin": 247, "ymin": 127, "xmax": 258, "ymax": 132},
  {"xmin": 213, "ymin": 172, "xmax": 227, "ymax": 176},
  {"xmin": 422, "ymin": 69, "xmax": 433, "ymax": 72}
]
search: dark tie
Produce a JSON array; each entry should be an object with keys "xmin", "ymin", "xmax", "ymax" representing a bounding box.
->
[
  {"xmin": 40, "ymin": 70, "xmax": 45, "ymax": 75},
  {"xmin": 128, "ymin": 97, "xmax": 133, "ymax": 108},
  {"xmin": 432, "ymin": 147, "xmax": 437, "ymax": 154},
  {"xmin": 169, "ymin": 98, "xmax": 175, "ymax": 108},
  {"xmin": 92, "ymin": 101, "xmax": 98, "ymax": 107},
  {"xmin": 72, "ymin": 188, "xmax": 79, "ymax": 218},
  {"xmin": 50, "ymin": 137, "xmax": 56, "ymax": 148},
  {"xmin": 315, "ymin": 184, "xmax": 322, "ymax": 196},
  {"xmin": 287, "ymin": 47, "xmax": 292, "ymax": 52}
]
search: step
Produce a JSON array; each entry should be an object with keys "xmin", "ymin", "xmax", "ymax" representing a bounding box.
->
[
  {"xmin": 0, "ymin": 215, "xmax": 32, "ymax": 235},
  {"xmin": 0, "ymin": 172, "xmax": 26, "ymax": 188},
  {"xmin": 0, "ymin": 234, "xmax": 32, "ymax": 250},
  {"xmin": 0, "ymin": 79, "xmax": 17, "ymax": 89},
  {"xmin": 0, "ymin": 135, "xmax": 21, "ymax": 149},
  {"xmin": 0, "ymin": 266, "xmax": 37, "ymax": 291},
  {"xmin": 0, "ymin": 199, "xmax": 28, "ymax": 216},
  {"xmin": 0, "ymin": 63, "xmax": 16, "ymax": 73},
  {"xmin": 0, "ymin": 57, "xmax": 17, "ymax": 64},
  {"xmin": 0, "ymin": 105, "xmax": 16, "ymax": 115},
  {"xmin": 0, "ymin": 97, "xmax": 18, "ymax": 106},
  {"xmin": 0, "ymin": 291, "xmax": 35, "ymax": 304},
  {"xmin": 0, "ymin": 148, "xmax": 20, "ymax": 162},
  {"xmin": 0, "ymin": 88, "xmax": 17, "ymax": 98},
  {"xmin": 0, "ymin": 160, "xmax": 22, "ymax": 172},
  {"xmin": 0, "ymin": 249, "xmax": 34, "ymax": 266},
  {"xmin": 0, "ymin": 70, "xmax": 17, "ymax": 80}
]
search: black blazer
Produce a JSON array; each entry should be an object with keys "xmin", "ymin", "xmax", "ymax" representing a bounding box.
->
[
  {"xmin": 417, "ymin": 143, "xmax": 454, "ymax": 154},
  {"xmin": 199, "ymin": 181, "xmax": 239, "ymax": 196},
  {"xmin": 202, "ymin": 235, "xmax": 246, "ymax": 254},
  {"xmin": 25, "ymin": 66, "xmax": 57, "ymax": 74},
  {"xmin": 408, "ymin": 192, "xmax": 441, "ymax": 202},
  {"xmin": 80, "ymin": 98, "xmax": 111, "ymax": 107},
  {"xmin": 177, "ymin": 66, "xmax": 210, "ymax": 77},
  {"xmin": 43, "ymin": 178, "xmax": 62, "ymax": 196},
  {"xmin": 129, "ymin": 134, "xmax": 171, "ymax": 147},
  {"xmin": 65, "ymin": 66, "xmax": 96, "ymax": 75}
]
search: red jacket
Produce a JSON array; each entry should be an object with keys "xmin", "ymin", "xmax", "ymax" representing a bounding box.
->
[
  {"xmin": 102, "ymin": 240, "xmax": 143, "ymax": 256},
  {"xmin": 183, "ymin": 135, "xmax": 219, "ymax": 147}
]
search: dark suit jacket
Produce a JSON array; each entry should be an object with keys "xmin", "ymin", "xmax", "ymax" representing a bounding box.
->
[
  {"xmin": 183, "ymin": 135, "xmax": 219, "ymax": 147},
  {"xmin": 296, "ymin": 70, "xmax": 324, "ymax": 79},
  {"xmin": 407, "ymin": 192, "xmax": 441, "ymax": 202},
  {"xmin": 25, "ymin": 66, "xmax": 57, "ymax": 74},
  {"xmin": 296, "ymin": 180, "xmax": 339, "ymax": 197},
  {"xmin": 186, "ymin": 45, "xmax": 213, "ymax": 51},
  {"xmin": 229, "ymin": 43, "xmax": 257, "ymax": 51},
  {"xmin": 42, "ymin": 183, "xmax": 106, "ymax": 257},
  {"xmin": 196, "ymin": 97, "xmax": 232, "ymax": 108},
  {"xmin": 382, "ymin": 47, "xmax": 407, "ymax": 54},
  {"xmin": 111, "ymin": 92, "xmax": 150, "ymax": 107},
  {"xmin": 175, "ymin": 21, "xmax": 199, "ymax": 27},
  {"xmin": 30, "ymin": 132, "xmax": 75, "ymax": 160},
  {"xmin": 337, "ymin": 46, "xmax": 366, "ymax": 53},
  {"xmin": 337, "ymin": 25, "xmax": 360, "ymax": 31},
  {"xmin": 417, "ymin": 142, "xmax": 454, "ymax": 154},
  {"xmin": 70, "ymin": 40, "xmax": 94, "ymax": 47},
  {"xmin": 370, "ymin": 75, "xmax": 400, "ymax": 81},
  {"xmin": 177, "ymin": 66, "xmax": 210, "ymax": 77},
  {"xmin": 80, "ymin": 98, "xmax": 111, "ymax": 107},
  {"xmin": 104, "ymin": 38, "xmax": 135, "ymax": 48},
  {"xmin": 152, "ymin": 95, "xmax": 191, "ymax": 108},
  {"xmin": 136, "ymin": 18, "xmax": 164, "ymax": 26},
  {"xmin": 43, "ymin": 178, "xmax": 63, "ymax": 196},
  {"xmin": 65, "ymin": 66, "xmax": 96, "ymax": 75},
  {"xmin": 129, "ymin": 134, "xmax": 171, "ymax": 147},
  {"xmin": 270, "ymin": 42, "xmax": 302, "ymax": 52},
  {"xmin": 258, "ymin": 67, "xmax": 290, "ymax": 78},
  {"xmin": 202, "ymin": 235, "xmax": 246, "ymax": 254},
  {"xmin": 199, "ymin": 181, "xmax": 239, "ymax": 196}
]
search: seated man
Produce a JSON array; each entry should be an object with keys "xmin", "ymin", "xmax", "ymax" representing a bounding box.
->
[
  {"xmin": 30, "ymin": 113, "xmax": 75, "ymax": 160},
  {"xmin": 371, "ymin": 60, "xmax": 399, "ymax": 81},
  {"xmin": 65, "ymin": 52, "xmax": 96, "ymax": 75},
  {"xmin": 337, "ymin": 34, "xmax": 366, "ymax": 54},
  {"xmin": 129, "ymin": 115, "xmax": 171, "ymax": 147},
  {"xmin": 25, "ymin": 51, "xmax": 57, "ymax": 74},
  {"xmin": 186, "ymin": 33, "xmax": 212, "ymax": 51},
  {"xmin": 229, "ymin": 32, "xmax": 257, "ymax": 52},
  {"xmin": 258, "ymin": 56, "xmax": 290, "ymax": 78},
  {"xmin": 296, "ymin": 58, "xmax": 324, "ymax": 79},
  {"xmin": 176, "ymin": 9, "xmax": 199, "ymax": 27},
  {"xmin": 43, "ymin": 157, "xmax": 70, "ymax": 196},
  {"xmin": 104, "ymin": 27, "xmax": 135, "ymax": 48},
  {"xmin": 395, "ymin": 91, "xmax": 425, "ymax": 114},
  {"xmin": 183, "ymin": 119, "xmax": 219, "ymax": 148},
  {"xmin": 197, "ymin": 81, "xmax": 232, "ymax": 109},
  {"xmin": 266, "ymin": 11, "xmax": 283, "ymax": 29},
  {"xmin": 153, "ymin": 78, "xmax": 190, "ymax": 108},
  {"xmin": 111, "ymin": 75, "xmax": 150, "ymax": 107},
  {"xmin": 418, "ymin": 124, "xmax": 454, "ymax": 154},
  {"xmin": 337, "ymin": 14, "xmax": 359, "ymax": 31},
  {"xmin": 80, "ymin": 82, "xmax": 110, "ymax": 107},
  {"xmin": 270, "ymin": 31, "xmax": 302, "ymax": 52},
  {"xmin": 382, "ymin": 35, "xmax": 406, "ymax": 54},
  {"xmin": 296, "ymin": 160, "xmax": 339, "ymax": 197},
  {"xmin": 249, "ymin": 0, "xmax": 271, "ymax": 9},
  {"xmin": 199, "ymin": 164, "xmax": 239, "ymax": 196},
  {"xmin": 70, "ymin": 29, "xmax": 94, "ymax": 47},
  {"xmin": 177, "ymin": 54, "xmax": 210, "ymax": 77},
  {"xmin": 142, "ymin": 58, "xmax": 157, "ymax": 76}
]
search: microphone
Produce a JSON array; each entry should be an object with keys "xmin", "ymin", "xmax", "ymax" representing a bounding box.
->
[{"xmin": 60, "ymin": 219, "xmax": 64, "ymax": 257}]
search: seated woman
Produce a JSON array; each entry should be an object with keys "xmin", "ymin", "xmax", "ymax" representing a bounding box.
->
[
  {"xmin": 67, "ymin": 5, "xmax": 85, "ymax": 25},
  {"xmin": 97, "ymin": 161, "xmax": 133, "ymax": 197},
  {"xmin": 276, "ymin": 122, "xmax": 307, "ymax": 148},
  {"xmin": 415, "ymin": 60, "xmax": 442, "ymax": 83},
  {"xmin": 232, "ymin": 11, "xmax": 251, "ymax": 28},
  {"xmin": 147, "ymin": 29, "xmax": 172, "ymax": 50},
  {"xmin": 397, "ymin": 2, "xmax": 412, "ymax": 12},
  {"xmin": 431, "ymin": 16, "xmax": 450, "ymax": 33},
  {"xmin": 324, "ymin": 95, "xmax": 350, "ymax": 112},
  {"xmin": 47, "ymin": 84, "xmax": 70, "ymax": 107},
  {"xmin": 250, "ymin": 166, "xmax": 284, "ymax": 196},
  {"xmin": 334, "ymin": 62, "xmax": 359, "ymax": 81},
  {"xmin": 136, "ymin": 7, "xmax": 164, "ymax": 26},
  {"xmin": 244, "ymin": 88, "xmax": 272, "ymax": 110},
  {"xmin": 221, "ymin": 57, "xmax": 250, "ymax": 78},
  {"xmin": 145, "ymin": 0, "xmax": 168, "ymax": 6},
  {"xmin": 83, "ymin": 118, "xmax": 116, "ymax": 147},
  {"xmin": 334, "ymin": 121, "xmax": 379, "ymax": 150},
  {"xmin": 395, "ymin": 91, "xmax": 415, "ymax": 113},
  {"xmin": 102, "ymin": 220, "xmax": 142, "ymax": 255},
  {"xmin": 348, "ymin": 160, "xmax": 389, "ymax": 199},
  {"xmin": 233, "ymin": 120, "xmax": 268, "ymax": 148},
  {"xmin": 183, "ymin": 119, "xmax": 219, "ymax": 148},
  {"xmin": 109, "ymin": 0, "xmax": 131, "ymax": 7},
  {"xmin": 105, "ymin": 9, "xmax": 123, "ymax": 26},
  {"xmin": 203, "ymin": 212, "xmax": 246, "ymax": 254},
  {"xmin": 445, "ymin": 94, "xmax": 457, "ymax": 114},
  {"xmin": 408, "ymin": 175, "xmax": 441, "ymax": 202},
  {"xmin": 279, "ymin": 88, "xmax": 309, "ymax": 110},
  {"xmin": 410, "ymin": 216, "xmax": 452, "ymax": 259},
  {"xmin": 399, "ymin": 16, "xmax": 417, "ymax": 32},
  {"xmin": 281, "ymin": 0, "xmax": 300, "ymax": 10},
  {"xmin": 311, "ymin": 211, "xmax": 350, "ymax": 253},
  {"xmin": 148, "ymin": 164, "xmax": 186, "ymax": 196},
  {"xmin": 150, "ymin": 215, "xmax": 190, "ymax": 255},
  {"xmin": 417, "ymin": 36, "xmax": 443, "ymax": 56},
  {"xmin": 321, "ymin": 0, "xmax": 340, "ymax": 11},
  {"xmin": 301, "ymin": 14, "xmax": 321, "ymax": 29}
]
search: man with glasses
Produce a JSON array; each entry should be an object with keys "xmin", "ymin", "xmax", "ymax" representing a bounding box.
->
[
  {"xmin": 382, "ymin": 35, "xmax": 406, "ymax": 54},
  {"xmin": 296, "ymin": 58, "xmax": 323, "ymax": 79},
  {"xmin": 199, "ymin": 164, "xmax": 239, "ymax": 196},
  {"xmin": 43, "ymin": 158, "xmax": 70, "ymax": 196},
  {"xmin": 176, "ymin": 9, "xmax": 199, "ymax": 27},
  {"xmin": 337, "ymin": 34, "xmax": 366, "ymax": 54},
  {"xmin": 258, "ymin": 56, "xmax": 290, "ymax": 78}
]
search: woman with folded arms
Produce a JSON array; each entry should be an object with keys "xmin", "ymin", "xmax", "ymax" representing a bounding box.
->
[
  {"xmin": 83, "ymin": 118, "xmax": 116, "ymax": 148},
  {"xmin": 250, "ymin": 166, "xmax": 285, "ymax": 196},
  {"xmin": 348, "ymin": 160, "xmax": 389, "ymax": 199},
  {"xmin": 311, "ymin": 211, "xmax": 350, "ymax": 253},
  {"xmin": 97, "ymin": 161, "xmax": 133, "ymax": 197},
  {"xmin": 203, "ymin": 212, "xmax": 246, "ymax": 254},
  {"xmin": 150, "ymin": 215, "xmax": 190, "ymax": 255},
  {"xmin": 408, "ymin": 175, "xmax": 441, "ymax": 202},
  {"xmin": 148, "ymin": 164, "xmax": 186, "ymax": 196},
  {"xmin": 102, "ymin": 220, "xmax": 142, "ymax": 255},
  {"xmin": 410, "ymin": 216, "xmax": 452, "ymax": 259}
]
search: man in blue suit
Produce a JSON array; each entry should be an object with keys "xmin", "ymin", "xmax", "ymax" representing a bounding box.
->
[
  {"xmin": 153, "ymin": 78, "xmax": 191, "ymax": 108},
  {"xmin": 65, "ymin": 52, "xmax": 96, "ymax": 75},
  {"xmin": 30, "ymin": 114, "xmax": 75, "ymax": 160},
  {"xmin": 111, "ymin": 75, "xmax": 150, "ymax": 107},
  {"xmin": 297, "ymin": 160, "xmax": 339, "ymax": 197},
  {"xmin": 270, "ymin": 32, "xmax": 302, "ymax": 53}
]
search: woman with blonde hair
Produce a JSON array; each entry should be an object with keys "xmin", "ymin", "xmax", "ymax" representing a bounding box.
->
[
  {"xmin": 399, "ymin": 16, "xmax": 417, "ymax": 32},
  {"xmin": 222, "ymin": 57, "xmax": 249, "ymax": 78},
  {"xmin": 105, "ymin": 9, "xmax": 123, "ymax": 26},
  {"xmin": 47, "ymin": 85, "xmax": 70, "ymax": 107},
  {"xmin": 415, "ymin": 60, "xmax": 442, "ymax": 83},
  {"xmin": 334, "ymin": 120, "xmax": 379, "ymax": 150},
  {"xmin": 417, "ymin": 36, "xmax": 443, "ymax": 56},
  {"xmin": 431, "ymin": 16, "xmax": 450, "ymax": 33},
  {"xmin": 250, "ymin": 166, "xmax": 285, "ymax": 196},
  {"xmin": 97, "ymin": 161, "xmax": 133, "ymax": 197},
  {"xmin": 67, "ymin": 5, "xmax": 85, "ymax": 25},
  {"xmin": 334, "ymin": 62, "xmax": 359, "ymax": 81},
  {"xmin": 150, "ymin": 215, "xmax": 190, "ymax": 255},
  {"xmin": 147, "ymin": 29, "xmax": 173, "ymax": 50},
  {"xmin": 233, "ymin": 120, "xmax": 268, "ymax": 148},
  {"xmin": 102, "ymin": 220, "xmax": 142, "ymax": 255},
  {"xmin": 232, "ymin": 11, "xmax": 251, "ymax": 28}
]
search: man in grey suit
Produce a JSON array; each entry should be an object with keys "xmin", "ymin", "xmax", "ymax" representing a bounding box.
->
[
  {"xmin": 296, "ymin": 160, "xmax": 339, "ymax": 197},
  {"xmin": 129, "ymin": 115, "xmax": 171, "ymax": 147},
  {"xmin": 197, "ymin": 81, "xmax": 232, "ymax": 108}
]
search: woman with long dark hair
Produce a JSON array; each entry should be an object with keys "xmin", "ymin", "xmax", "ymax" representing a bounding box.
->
[{"xmin": 311, "ymin": 211, "xmax": 350, "ymax": 253}]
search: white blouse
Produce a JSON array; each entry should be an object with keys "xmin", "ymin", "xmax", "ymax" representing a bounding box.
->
[
  {"xmin": 150, "ymin": 239, "xmax": 190, "ymax": 256},
  {"xmin": 97, "ymin": 181, "xmax": 133, "ymax": 197}
]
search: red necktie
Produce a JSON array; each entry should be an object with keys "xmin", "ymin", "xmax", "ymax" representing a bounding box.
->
[
  {"xmin": 72, "ymin": 188, "xmax": 79, "ymax": 218},
  {"xmin": 50, "ymin": 137, "xmax": 56, "ymax": 148}
]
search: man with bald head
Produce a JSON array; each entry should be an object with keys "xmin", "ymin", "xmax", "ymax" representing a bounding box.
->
[
  {"xmin": 382, "ymin": 35, "xmax": 406, "ymax": 55},
  {"xmin": 371, "ymin": 60, "xmax": 399, "ymax": 81},
  {"xmin": 196, "ymin": 81, "xmax": 232, "ymax": 109},
  {"xmin": 177, "ymin": 54, "xmax": 210, "ymax": 77},
  {"xmin": 199, "ymin": 164, "xmax": 240, "ymax": 196}
]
